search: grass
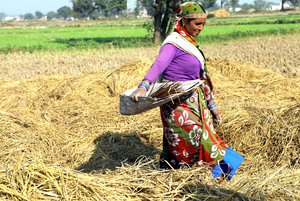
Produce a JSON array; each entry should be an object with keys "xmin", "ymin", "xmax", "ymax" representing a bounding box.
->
[
  {"xmin": 0, "ymin": 14, "xmax": 300, "ymax": 52},
  {"xmin": 0, "ymin": 25, "xmax": 150, "ymax": 52},
  {"xmin": 199, "ymin": 23, "xmax": 300, "ymax": 43},
  {"xmin": 207, "ymin": 13, "xmax": 300, "ymax": 25}
]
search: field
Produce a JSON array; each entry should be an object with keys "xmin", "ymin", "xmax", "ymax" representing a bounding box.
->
[
  {"xmin": 0, "ymin": 13, "xmax": 300, "ymax": 52},
  {"xmin": 0, "ymin": 14, "xmax": 299, "ymax": 200}
]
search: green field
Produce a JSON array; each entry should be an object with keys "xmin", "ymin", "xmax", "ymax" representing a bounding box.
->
[
  {"xmin": 207, "ymin": 13, "xmax": 300, "ymax": 25},
  {"xmin": 0, "ymin": 13, "xmax": 299, "ymax": 52}
]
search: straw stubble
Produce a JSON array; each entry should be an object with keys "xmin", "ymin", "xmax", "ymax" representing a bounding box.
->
[{"xmin": 0, "ymin": 35, "xmax": 299, "ymax": 200}]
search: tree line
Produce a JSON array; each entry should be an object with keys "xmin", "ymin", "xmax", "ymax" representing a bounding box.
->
[
  {"xmin": 2, "ymin": 0, "xmax": 297, "ymax": 21},
  {"xmin": 71, "ymin": 0, "xmax": 127, "ymax": 18},
  {"xmin": 1, "ymin": 0, "xmax": 298, "ymax": 21},
  {"xmin": 0, "ymin": 6, "xmax": 73, "ymax": 21}
]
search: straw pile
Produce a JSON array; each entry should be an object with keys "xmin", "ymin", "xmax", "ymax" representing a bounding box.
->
[
  {"xmin": 208, "ymin": 9, "xmax": 230, "ymax": 18},
  {"xmin": 0, "ymin": 37, "xmax": 299, "ymax": 200}
]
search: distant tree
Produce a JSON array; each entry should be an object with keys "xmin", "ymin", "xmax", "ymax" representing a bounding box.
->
[
  {"xmin": 281, "ymin": 0, "xmax": 287, "ymax": 10},
  {"xmin": 47, "ymin": 11, "xmax": 59, "ymax": 20},
  {"xmin": 289, "ymin": 0, "xmax": 300, "ymax": 8},
  {"xmin": 253, "ymin": 0, "xmax": 271, "ymax": 11},
  {"xmin": 111, "ymin": 0, "xmax": 127, "ymax": 15},
  {"xmin": 198, "ymin": 0, "xmax": 218, "ymax": 9},
  {"xmin": 229, "ymin": 0, "xmax": 239, "ymax": 11},
  {"xmin": 35, "ymin": 11, "xmax": 44, "ymax": 19},
  {"xmin": 141, "ymin": 0, "xmax": 223, "ymax": 44},
  {"xmin": 220, "ymin": 0, "xmax": 228, "ymax": 8},
  {"xmin": 70, "ymin": 0, "xmax": 127, "ymax": 18},
  {"xmin": 0, "ymin": 12, "xmax": 6, "ymax": 21},
  {"xmin": 57, "ymin": 6, "xmax": 72, "ymax": 19},
  {"xmin": 138, "ymin": 0, "xmax": 156, "ymax": 16},
  {"xmin": 95, "ymin": 0, "xmax": 112, "ymax": 17},
  {"xmin": 153, "ymin": 0, "xmax": 182, "ymax": 44},
  {"xmin": 24, "ymin": 13, "xmax": 34, "ymax": 20},
  {"xmin": 135, "ymin": 0, "xmax": 142, "ymax": 16},
  {"xmin": 71, "ymin": 0, "xmax": 95, "ymax": 18},
  {"xmin": 241, "ymin": 3, "xmax": 254, "ymax": 10}
]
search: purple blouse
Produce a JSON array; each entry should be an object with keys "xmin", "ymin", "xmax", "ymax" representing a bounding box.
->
[{"xmin": 144, "ymin": 43, "xmax": 203, "ymax": 84}]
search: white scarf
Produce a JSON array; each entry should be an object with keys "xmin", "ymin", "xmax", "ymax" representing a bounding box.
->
[{"xmin": 162, "ymin": 32, "xmax": 205, "ymax": 71}]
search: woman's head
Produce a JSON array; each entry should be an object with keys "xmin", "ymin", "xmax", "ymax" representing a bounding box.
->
[{"xmin": 177, "ymin": 2, "xmax": 207, "ymax": 37}]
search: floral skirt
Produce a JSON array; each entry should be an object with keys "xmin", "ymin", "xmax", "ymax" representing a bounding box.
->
[{"xmin": 159, "ymin": 86, "xmax": 244, "ymax": 180}]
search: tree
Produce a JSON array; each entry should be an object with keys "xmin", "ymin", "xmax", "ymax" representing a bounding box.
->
[
  {"xmin": 0, "ymin": 12, "xmax": 6, "ymax": 21},
  {"xmin": 137, "ymin": 0, "xmax": 156, "ymax": 17},
  {"xmin": 281, "ymin": 0, "xmax": 287, "ymax": 10},
  {"xmin": 135, "ymin": 0, "xmax": 143, "ymax": 16},
  {"xmin": 229, "ymin": 0, "xmax": 239, "ymax": 11},
  {"xmin": 289, "ymin": 0, "xmax": 300, "ymax": 8},
  {"xmin": 95, "ymin": 0, "xmax": 111, "ymax": 17},
  {"xmin": 220, "ymin": 0, "xmax": 228, "ymax": 8},
  {"xmin": 35, "ymin": 11, "xmax": 44, "ymax": 19},
  {"xmin": 198, "ymin": 0, "xmax": 217, "ymax": 9},
  {"xmin": 253, "ymin": 0, "xmax": 271, "ymax": 11},
  {"xmin": 24, "ymin": 13, "xmax": 34, "ymax": 20},
  {"xmin": 140, "ymin": 0, "xmax": 219, "ymax": 44},
  {"xmin": 111, "ymin": 0, "xmax": 127, "ymax": 15},
  {"xmin": 71, "ymin": 0, "xmax": 127, "ymax": 18},
  {"xmin": 241, "ymin": 3, "xmax": 254, "ymax": 10},
  {"xmin": 57, "ymin": 6, "xmax": 72, "ymax": 19},
  {"xmin": 153, "ymin": 0, "xmax": 183, "ymax": 44},
  {"xmin": 71, "ymin": 0, "xmax": 95, "ymax": 18},
  {"xmin": 138, "ymin": 0, "xmax": 181, "ymax": 44},
  {"xmin": 47, "ymin": 11, "xmax": 59, "ymax": 20}
]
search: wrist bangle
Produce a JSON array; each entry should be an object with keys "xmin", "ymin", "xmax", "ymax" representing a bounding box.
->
[
  {"xmin": 207, "ymin": 100, "xmax": 215, "ymax": 106},
  {"xmin": 138, "ymin": 80, "xmax": 150, "ymax": 91},
  {"xmin": 208, "ymin": 104, "xmax": 217, "ymax": 110},
  {"xmin": 139, "ymin": 86, "xmax": 148, "ymax": 91}
]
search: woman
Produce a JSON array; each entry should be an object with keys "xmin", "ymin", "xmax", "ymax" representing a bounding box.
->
[{"xmin": 131, "ymin": 2, "xmax": 244, "ymax": 180}]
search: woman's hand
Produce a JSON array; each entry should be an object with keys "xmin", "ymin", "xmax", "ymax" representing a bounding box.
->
[
  {"xmin": 131, "ymin": 87, "xmax": 147, "ymax": 102},
  {"xmin": 211, "ymin": 108, "xmax": 222, "ymax": 125}
]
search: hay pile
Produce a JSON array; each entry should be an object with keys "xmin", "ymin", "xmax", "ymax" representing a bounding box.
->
[
  {"xmin": 0, "ymin": 53, "xmax": 299, "ymax": 200},
  {"xmin": 208, "ymin": 9, "xmax": 230, "ymax": 18}
]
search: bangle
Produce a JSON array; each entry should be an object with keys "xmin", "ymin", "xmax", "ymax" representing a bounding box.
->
[
  {"xmin": 207, "ymin": 100, "xmax": 215, "ymax": 106},
  {"xmin": 208, "ymin": 104, "xmax": 217, "ymax": 110},
  {"xmin": 139, "ymin": 86, "xmax": 148, "ymax": 91},
  {"xmin": 138, "ymin": 80, "xmax": 150, "ymax": 91}
]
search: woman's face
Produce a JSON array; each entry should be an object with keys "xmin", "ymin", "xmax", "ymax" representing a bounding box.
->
[{"xmin": 184, "ymin": 18, "xmax": 206, "ymax": 37}]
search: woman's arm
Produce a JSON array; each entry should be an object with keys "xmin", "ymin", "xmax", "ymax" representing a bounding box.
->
[
  {"xmin": 131, "ymin": 44, "xmax": 177, "ymax": 101},
  {"xmin": 143, "ymin": 44, "xmax": 177, "ymax": 84}
]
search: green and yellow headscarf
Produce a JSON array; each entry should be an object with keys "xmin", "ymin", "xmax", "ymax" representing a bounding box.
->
[
  {"xmin": 177, "ymin": 2, "xmax": 207, "ymax": 19},
  {"xmin": 175, "ymin": 2, "xmax": 207, "ymax": 46}
]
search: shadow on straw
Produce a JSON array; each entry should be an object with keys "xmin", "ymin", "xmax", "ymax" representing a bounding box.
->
[
  {"xmin": 181, "ymin": 183, "xmax": 255, "ymax": 201},
  {"xmin": 77, "ymin": 131, "xmax": 160, "ymax": 172}
]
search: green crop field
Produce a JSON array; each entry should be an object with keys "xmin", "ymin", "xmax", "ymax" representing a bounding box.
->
[
  {"xmin": 0, "ymin": 25, "xmax": 147, "ymax": 51},
  {"xmin": 207, "ymin": 13, "xmax": 300, "ymax": 25},
  {"xmin": 0, "ymin": 13, "xmax": 299, "ymax": 52},
  {"xmin": 200, "ymin": 23, "xmax": 300, "ymax": 43}
]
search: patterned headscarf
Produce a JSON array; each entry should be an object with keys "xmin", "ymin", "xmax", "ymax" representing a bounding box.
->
[
  {"xmin": 175, "ymin": 2, "xmax": 207, "ymax": 46},
  {"xmin": 177, "ymin": 2, "xmax": 207, "ymax": 19}
]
